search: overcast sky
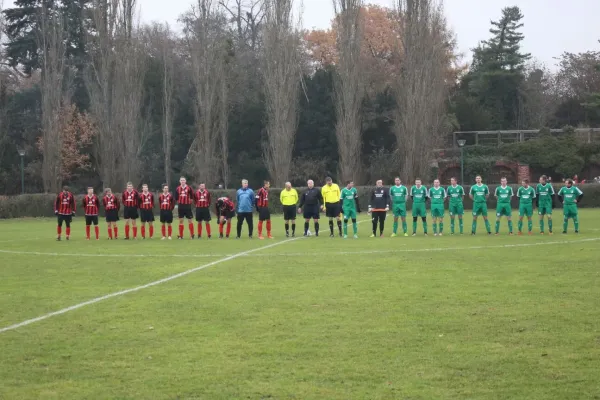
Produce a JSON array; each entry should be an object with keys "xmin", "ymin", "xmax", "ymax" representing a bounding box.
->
[{"xmin": 135, "ymin": 0, "xmax": 600, "ymax": 68}]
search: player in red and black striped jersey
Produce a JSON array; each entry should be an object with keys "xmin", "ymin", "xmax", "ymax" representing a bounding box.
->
[
  {"xmin": 194, "ymin": 183, "xmax": 212, "ymax": 239},
  {"xmin": 175, "ymin": 176, "xmax": 195, "ymax": 239},
  {"xmin": 139, "ymin": 184, "xmax": 155, "ymax": 239},
  {"xmin": 54, "ymin": 186, "xmax": 76, "ymax": 241},
  {"xmin": 103, "ymin": 188, "xmax": 120, "ymax": 239},
  {"xmin": 159, "ymin": 184, "xmax": 175, "ymax": 239},
  {"xmin": 255, "ymin": 180, "xmax": 273, "ymax": 239},
  {"xmin": 122, "ymin": 182, "xmax": 139, "ymax": 239},
  {"xmin": 82, "ymin": 187, "xmax": 100, "ymax": 240},
  {"xmin": 216, "ymin": 196, "xmax": 235, "ymax": 238}
]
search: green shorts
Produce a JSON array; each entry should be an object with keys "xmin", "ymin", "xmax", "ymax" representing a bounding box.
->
[
  {"xmin": 496, "ymin": 204, "xmax": 512, "ymax": 217},
  {"xmin": 563, "ymin": 205, "xmax": 578, "ymax": 218},
  {"xmin": 392, "ymin": 204, "xmax": 407, "ymax": 217},
  {"xmin": 519, "ymin": 205, "xmax": 533, "ymax": 217},
  {"xmin": 431, "ymin": 205, "xmax": 444, "ymax": 218},
  {"xmin": 412, "ymin": 204, "xmax": 427, "ymax": 218},
  {"xmin": 472, "ymin": 203, "xmax": 488, "ymax": 217},
  {"xmin": 342, "ymin": 207, "xmax": 357, "ymax": 220},
  {"xmin": 449, "ymin": 204, "xmax": 464, "ymax": 216},
  {"xmin": 538, "ymin": 205, "xmax": 552, "ymax": 216}
]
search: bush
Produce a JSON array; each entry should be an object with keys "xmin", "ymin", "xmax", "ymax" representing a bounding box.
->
[{"xmin": 2, "ymin": 184, "xmax": 600, "ymax": 219}]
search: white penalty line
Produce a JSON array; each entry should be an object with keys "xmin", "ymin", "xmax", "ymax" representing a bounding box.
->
[{"xmin": 0, "ymin": 237, "xmax": 302, "ymax": 334}]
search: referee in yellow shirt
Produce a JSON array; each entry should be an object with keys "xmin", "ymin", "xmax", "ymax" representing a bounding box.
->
[
  {"xmin": 280, "ymin": 181, "xmax": 299, "ymax": 237},
  {"xmin": 322, "ymin": 176, "xmax": 342, "ymax": 237}
]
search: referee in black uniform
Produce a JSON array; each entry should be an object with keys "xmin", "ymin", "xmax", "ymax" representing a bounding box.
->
[{"xmin": 298, "ymin": 179, "xmax": 323, "ymax": 237}]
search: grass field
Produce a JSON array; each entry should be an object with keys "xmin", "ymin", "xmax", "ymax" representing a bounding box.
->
[{"xmin": 1, "ymin": 211, "xmax": 599, "ymax": 400}]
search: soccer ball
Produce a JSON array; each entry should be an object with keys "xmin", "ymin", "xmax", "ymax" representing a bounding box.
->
[{"xmin": 306, "ymin": 229, "xmax": 312, "ymax": 236}]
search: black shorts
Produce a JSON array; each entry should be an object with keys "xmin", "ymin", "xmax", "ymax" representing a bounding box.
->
[
  {"xmin": 105, "ymin": 209, "xmax": 119, "ymax": 222},
  {"xmin": 372, "ymin": 210, "xmax": 387, "ymax": 221},
  {"xmin": 303, "ymin": 205, "xmax": 320, "ymax": 220},
  {"xmin": 325, "ymin": 203, "xmax": 340, "ymax": 218},
  {"xmin": 57, "ymin": 214, "xmax": 72, "ymax": 225},
  {"xmin": 140, "ymin": 209, "xmax": 155, "ymax": 223},
  {"xmin": 123, "ymin": 206, "xmax": 139, "ymax": 220},
  {"xmin": 85, "ymin": 215, "xmax": 99, "ymax": 225},
  {"xmin": 283, "ymin": 205, "xmax": 297, "ymax": 220},
  {"xmin": 218, "ymin": 210, "xmax": 235, "ymax": 221},
  {"xmin": 178, "ymin": 204, "xmax": 193, "ymax": 219},
  {"xmin": 195, "ymin": 207, "xmax": 211, "ymax": 222},
  {"xmin": 257, "ymin": 207, "xmax": 270, "ymax": 221},
  {"xmin": 160, "ymin": 210, "xmax": 173, "ymax": 224}
]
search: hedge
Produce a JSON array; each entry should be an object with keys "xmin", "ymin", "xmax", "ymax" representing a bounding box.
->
[{"xmin": 1, "ymin": 184, "xmax": 599, "ymax": 219}]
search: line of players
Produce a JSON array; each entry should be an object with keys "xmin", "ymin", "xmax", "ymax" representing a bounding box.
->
[{"xmin": 53, "ymin": 174, "xmax": 584, "ymax": 241}]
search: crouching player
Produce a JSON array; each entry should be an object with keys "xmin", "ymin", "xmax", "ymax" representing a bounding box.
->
[
  {"xmin": 159, "ymin": 184, "xmax": 175, "ymax": 240},
  {"xmin": 216, "ymin": 197, "xmax": 235, "ymax": 239}
]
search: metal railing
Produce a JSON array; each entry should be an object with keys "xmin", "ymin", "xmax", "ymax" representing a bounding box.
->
[{"xmin": 446, "ymin": 128, "xmax": 600, "ymax": 148}]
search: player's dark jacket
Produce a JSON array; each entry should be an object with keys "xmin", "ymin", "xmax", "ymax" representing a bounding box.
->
[
  {"xmin": 299, "ymin": 187, "xmax": 323, "ymax": 207},
  {"xmin": 369, "ymin": 187, "xmax": 390, "ymax": 210}
]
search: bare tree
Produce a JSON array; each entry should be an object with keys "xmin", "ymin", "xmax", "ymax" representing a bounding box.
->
[
  {"xmin": 159, "ymin": 24, "xmax": 176, "ymax": 188},
  {"xmin": 261, "ymin": 0, "xmax": 301, "ymax": 186},
  {"xmin": 182, "ymin": 0, "xmax": 229, "ymax": 184},
  {"xmin": 332, "ymin": 0, "xmax": 365, "ymax": 183},
  {"xmin": 38, "ymin": 5, "xmax": 70, "ymax": 193},
  {"xmin": 86, "ymin": 0, "xmax": 147, "ymax": 187},
  {"xmin": 219, "ymin": 0, "xmax": 266, "ymax": 50},
  {"xmin": 393, "ymin": 0, "xmax": 450, "ymax": 182},
  {"xmin": 218, "ymin": 71, "xmax": 230, "ymax": 188}
]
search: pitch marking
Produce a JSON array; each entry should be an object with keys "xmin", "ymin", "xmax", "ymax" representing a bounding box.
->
[{"xmin": 0, "ymin": 237, "xmax": 301, "ymax": 334}]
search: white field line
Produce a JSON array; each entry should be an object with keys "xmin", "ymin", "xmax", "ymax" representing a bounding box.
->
[
  {"xmin": 0, "ymin": 237, "xmax": 301, "ymax": 334},
  {"xmin": 0, "ymin": 237, "xmax": 598, "ymax": 259}
]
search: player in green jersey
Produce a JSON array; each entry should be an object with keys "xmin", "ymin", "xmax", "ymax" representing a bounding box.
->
[
  {"xmin": 390, "ymin": 177, "xmax": 409, "ymax": 237},
  {"xmin": 469, "ymin": 175, "xmax": 491, "ymax": 235},
  {"xmin": 516, "ymin": 179, "xmax": 536, "ymax": 235},
  {"xmin": 494, "ymin": 177, "xmax": 514, "ymax": 235},
  {"xmin": 429, "ymin": 179, "xmax": 446, "ymax": 236},
  {"xmin": 557, "ymin": 179, "xmax": 583, "ymax": 233},
  {"xmin": 446, "ymin": 177, "xmax": 465, "ymax": 234},
  {"xmin": 410, "ymin": 178, "xmax": 428, "ymax": 236},
  {"xmin": 340, "ymin": 181, "xmax": 360, "ymax": 239},
  {"xmin": 536, "ymin": 175, "xmax": 555, "ymax": 234}
]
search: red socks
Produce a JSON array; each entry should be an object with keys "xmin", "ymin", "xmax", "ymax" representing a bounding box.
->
[
  {"xmin": 161, "ymin": 225, "xmax": 166, "ymax": 237},
  {"xmin": 198, "ymin": 223, "xmax": 203, "ymax": 237},
  {"xmin": 226, "ymin": 221, "xmax": 231, "ymax": 236},
  {"xmin": 141, "ymin": 226, "xmax": 146, "ymax": 238},
  {"xmin": 113, "ymin": 226, "xmax": 118, "ymax": 239},
  {"xmin": 219, "ymin": 223, "xmax": 224, "ymax": 235},
  {"xmin": 125, "ymin": 225, "xmax": 130, "ymax": 238},
  {"xmin": 108, "ymin": 227, "xmax": 113, "ymax": 239},
  {"xmin": 86, "ymin": 226, "xmax": 90, "ymax": 239},
  {"xmin": 57, "ymin": 226, "xmax": 62, "ymax": 236},
  {"xmin": 258, "ymin": 221, "xmax": 263, "ymax": 236},
  {"xmin": 168, "ymin": 225, "xmax": 172, "ymax": 237},
  {"xmin": 179, "ymin": 224, "xmax": 184, "ymax": 238},
  {"xmin": 149, "ymin": 225, "xmax": 154, "ymax": 238},
  {"xmin": 206, "ymin": 223, "xmax": 211, "ymax": 236},
  {"xmin": 133, "ymin": 226, "xmax": 137, "ymax": 238},
  {"xmin": 266, "ymin": 220, "xmax": 272, "ymax": 235},
  {"xmin": 188, "ymin": 223, "xmax": 194, "ymax": 237},
  {"xmin": 66, "ymin": 227, "xmax": 70, "ymax": 237},
  {"xmin": 94, "ymin": 226, "xmax": 99, "ymax": 239}
]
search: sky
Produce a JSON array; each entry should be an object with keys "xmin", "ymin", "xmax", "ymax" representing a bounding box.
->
[{"xmin": 135, "ymin": 0, "xmax": 600, "ymax": 69}]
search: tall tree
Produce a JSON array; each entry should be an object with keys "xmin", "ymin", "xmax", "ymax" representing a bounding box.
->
[
  {"xmin": 331, "ymin": 0, "xmax": 365, "ymax": 183},
  {"xmin": 393, "ymin": 0, "xmax": 451, "ymax": 182},
  {"xmin": 261, "ymin": 0, "xmax": 301, "ymax": 186}
]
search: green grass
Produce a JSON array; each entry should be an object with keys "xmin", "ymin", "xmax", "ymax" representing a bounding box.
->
[{"xmin": 1, "ymin": 211, "xmax": 599, "ymax": 400}]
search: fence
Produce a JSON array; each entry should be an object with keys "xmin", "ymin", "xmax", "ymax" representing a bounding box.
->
[{"xmin": 445, "ymin": 129, "xmax": 600, "ymax": 148}]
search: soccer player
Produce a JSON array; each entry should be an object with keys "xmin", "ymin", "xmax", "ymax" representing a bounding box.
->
[
  {"xmin": 280, "ymin": 182, "xmax": 299, "ymax": 237},
  {"xmin": 139, "ymin": 184, "xmax": 155, "ymax": 239},
  {"xmin": 429, "ymin": 179, "xmax": 446, "ymax": 236},
  {"xmin": 83, "ymin": 187, "xmax": 100, "ymax": 240},
  {"xmin": 54, "ymin": 186, "xmax": 76, "ymax": 241},
  {"xmin": 236, "ymin": 179, "xmax": 255, "ymax": 238},
  {"xmin": 558, "ymin": 179, "xmax": 583, "ymax": 234},
  {"xmin": 447, "ymin": 177, "xmax": 465, "ymax": 235},
  {"xmin": 390, "ymin": 177, "xmax": 408, "ymax": 237},
  {"xmin": 369, "ymin": 180, "xmax": 389, "ymax": 237},
  {"xmin": 340, "ymin": 181, "xmax": 360, "ymax": 239},
  {"xmin": 517, "ymin": 179, "xmax": 536, "ymax": 235},
  {"xmin": 103, "ymin": 188, "xmax": 120, "ymax": 239},
  {"xmin": 469, "ymin": 175, "xmax": 491, "ymax": 235},
  {"xmin": 536, "ymin": 175, "xmax": 555, "ymax": 234},
  {"xmin": 175, "ymin": 176, "xmax": 195, "ymax": 239},
  {"xmin": 194, "ymin": 183, "xmax": 212, "ymax": 239},
  {"xmin": 216, "ymin": 196, "xmax": 235, "ymax": 238},
  {"xmin": 322, "ymin": 177, "xmax": 342, "ymax": 237},
  {"xmin": 122, "ymin": 182, "xmax": 139, "ymax": 240},
  {"xmin": 159, "ymin": 184, "xmax": 175, "ymax": 240},
  {"xmin": 494, "ymin": 177, "xmax": 514, "ymax": 235},
  {"xmin": 299, "ymin": 179, "xmax": 323, "ymax": 236},
  {"xmin": 255, "ymin": 180, "xmax": 273, "ymax": 240},
  {"xmin": 410, "ymin": 178, "xmax": 428, "ymax": 236}
]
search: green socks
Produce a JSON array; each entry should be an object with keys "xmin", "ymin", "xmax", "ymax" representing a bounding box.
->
[
  {"xmin": 540, "ymin": 219, "xmax": 545, "ymax": 233},
  {"xmin": 495, "ymin": 220, "xmax": 500, "ymax": 234},
  {"xmin": 518, "ymin": 220, "xmax": 523, "ymax": 232},
  {"xmin": 548, "ymin": 219, "xmax": 553, "ymax": 232},
  {"xmin": 433, "ymin": 223, "xmax": 437, "ymax": 234},
  {"xmin": 439, "ymin": 222, "xmax": 443, "ymax": 233},
  {"xmin": 563, "ymin": 218, "xmax": 568, "ymax": 232},
  {"xmin": 352, "ymin": 222, "xmax": 357, "ymax": 234},
  {"xmin": 472, "ymin": 220, "xmax": 477, "ymax": 233},
  {"xmin": 343, "ymin": 222, "xmax": 348, "ymax": 236},
  {"xmin": 393, "ymin": 221, "xmax": 398, "ymax": 234},
  {"xmin": 508, "ymin": 220, "xmax": 513, "ymax": 233},
  {"xmin": 459, "ymin": 219, "xmax": 463, "ymax": 234},
  {"xmin": 528, "ymin": 219, "xmax": 532, "ymax": 232},
  {"xmin": 484, "ymin": 220, "xmax": 491, "ymax": 233},
  {"xmin": 402, "ymin": 221, "xmax": 407, "ymax": 234},
  {"xmin": 574, "ymin": 217, "xmax": 579, "ymax": 231},
  {"xmin": 423, "ymin": 221, "xmax": 428, "ymax": 234},
  {"xmin": 451, "ymin": 218, "xmax": 455, "ymax": 234}
]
